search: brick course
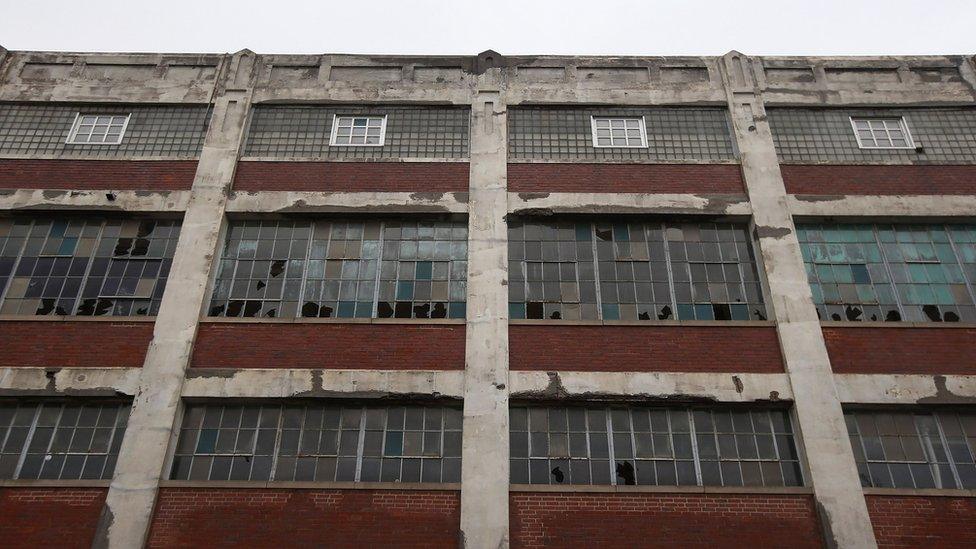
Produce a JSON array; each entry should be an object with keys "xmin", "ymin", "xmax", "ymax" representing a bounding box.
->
[
  {"xmin": 0, "ymin": 159, "xmax": 198, "ymax": 191},
  {"xmin": 0, "ymin": 320, "xmax": 153, "ymax": 368},
  {"xmin": 232, "ymin": 161, "xmax": 469, "ymax": 192},
  {"xmin": 510, "ymin": 492, "xmax": 824, "ymax": 548},
  {"xmin": 510, "ymin": 324, "xmax": 784, "ymax": 372},
  {"xmin": 147, "ymin": 488, "xmax": 460, "ymax": 548},
  {"xmin": 823, "ymin": 326, "xmax": 976, "ymax": 375},
  {"xmin": 191, "ymin": 322, "xmax": 466, "ymax": 369},
  {"xmin": 0, "ymin": 487, "xmax": 106, "ymax": 548},
  {"xmin": 781, "ymin": 165, "xmax": 976, "ymax": 195},
  {"xmin": 507, "ymin": 163, "xmax": 746, "ymax": 194},
  {"xmin": 867, "ymin": 495, "xmax": 976, "ymax": 549}
]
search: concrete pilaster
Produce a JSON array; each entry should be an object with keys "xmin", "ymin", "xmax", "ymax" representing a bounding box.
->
[
  {"xmin": 459, "ymin": 88, "xmax": 510, "ymax": 548},
  {"xmin": 92, "ymin": 50, "xmax": 257, "ymax": 548},
  {"xmin": 720, "ymin": 51, "xmax": 877, "ymax": 549}
]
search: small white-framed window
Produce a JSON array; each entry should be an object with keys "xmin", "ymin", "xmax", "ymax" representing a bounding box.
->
[
  {"xmin": 330, "ymin": 115, "xmax": 387, "ymax": 146},
  {"xmin": 590, "ymin": 116, "xmax": 647, "ymax": 148},
  {"xmin": 849, "ymin": 117, "xmax": 915, "ymax": 149},
  {"xmin": 66, "ymin": 113, "xmax": 131, "ymax": 145}
]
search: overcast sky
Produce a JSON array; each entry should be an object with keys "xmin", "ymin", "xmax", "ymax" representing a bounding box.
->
[{"xmin": 1, "ymin": 0, "xmax": 974, "ymax": 56}]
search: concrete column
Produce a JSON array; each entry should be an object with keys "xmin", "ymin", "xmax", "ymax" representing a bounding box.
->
[
  {"xmin": 460, "ymin": 88, "xmax": 510, "ymax": 548},
  {"xmin": 719, "ymin": 52, "xmax": 878, "ymax": 549},
  {"xmin": 93, "ymin": 50, "xmax": 257, "ymax": 548}
]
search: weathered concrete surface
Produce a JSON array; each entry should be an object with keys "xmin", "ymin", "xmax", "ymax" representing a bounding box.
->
[
  {"xmin": 0, "ymin": 189, "xmax": 190, "ymax": 212},
  {"xmin": 721, "ymin": 52, "xmax": 877, "ymax": 549},
  {"xmin": 226, "ymin": 190, "xmax": 469, "ymax": 213},
  {"xmin": 508, "ymin": 192, "xmax": 752, "ymax": 216},
  {"xmin": 0, "ymin": 367, "xmax": 140, "ymax": 395},
  {"xmin": 510, "ymin": 371, "xmax": 792, "ymax": 402},
  {"xmin": 835, "ymin": 374, "xmax": 976, "ymax": 404},
  {"xmin": 181, "ymin": 369, "xmax": 465, "ymax": 399},
  {"xmin": 789, "ymin": 194, "xmax": 976, "ymax": 218}
]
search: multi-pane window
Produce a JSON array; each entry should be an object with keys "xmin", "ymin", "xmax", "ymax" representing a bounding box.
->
[
  {"xmin": 330, "ymin": 115, "xmax": 387, "ymax": 146},
  {"xmin": 66, "ymin": 114, "xmax": 130, "ymax": 145},
  {"xmin": 590, "ymin": 116, "xmax": 647, "ymax": 148},
  {"xmin": 0, "ymin": 217, "xmax": 181, "ymax": 316},
  {"xmin": 846, "ymin": 410, "xmax": 976, "ymax": 489},
  {"xmin": 0, "ymin": 401, "xmax": 130, "ymax": 480},
  {"xmin": 850, "ymin": 117, "xmax": 915, "ymax": 149},
  {"xmin": 209, "ymin": 219, "xmax": 467, "ymax": 319},
  {"xmin": 798, "ymin": 224, "xmax": 976, "ymax": 322},
  {"xmin": 510, "ymin": 406, "xmax": 802, "ymax": 487},
  {"xmin": 508, "ymin": 219, "xmax": 765, "ymax": 321},
  {"xmin": 171, "ymin": 403, "xmax": 462, "ymax": 483}
]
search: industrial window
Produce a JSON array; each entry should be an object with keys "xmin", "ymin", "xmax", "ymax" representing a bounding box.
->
[
  {"xmin": 590, "ymin": 116, "xmax": 647, "ymax": 148},
  {"xmin": 330, "ymin": 115, "xmax": 387, "ymax": 146},
  {"xmin": 0, "ymin": 217, "xmax": 181, "ymax": 316},
  {"xmin": 208, "ymin": 219, "xmax": 467, "ymax": 319},
  {"xmin": 508, "ymin": 219, "xmax": 766, "ymax": 321},
  {"xmin": 66, "ymin": 113, "xmax": 130, "ymax": 145},
  {"xmin": 797, "ymin": 224, "xmax": 976, "ymax": 322},
  {"xmin": 0, "ymin": 401, "xmax": 130, "ymax": 480},
  {"xmin": 171, "ymin": 403, "xmax": 462, "ymax": 483},
  {"xmin": 849, "ymin": 117, "xmax": 915, "ymax": 149},
  {"xmin": 510, "ymin": 406, "xmax": 802, "ymax": 487},
  {"xmin": 846, "ymin": 410, "xmax": 976, "ymax": 490}
]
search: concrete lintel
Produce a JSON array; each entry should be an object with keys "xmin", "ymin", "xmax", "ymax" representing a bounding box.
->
[
  {"xmin": 789, "ymin": 194, "xmax": 976, "ymax": 218},
  {"xmin": 225, "ymin": 190, "xmax": 469, "ymax": 214},
  {"xmin": 180, "ymin": 369, "xmax": 465, "ymax": 399},
  {"xmin": 0, "ymin": 189, "xmax": 190, "ymax": 213},
  {"xmin": 507, "ymin": 192, "xmax": 752, "ymax": 216},
  {"xmin": 0, "ymin": 367, "xmax": 140, "ymax": 396},
  {"xmin": 834, "ymin": 374, "xmax": 976, "ymax": 405}
]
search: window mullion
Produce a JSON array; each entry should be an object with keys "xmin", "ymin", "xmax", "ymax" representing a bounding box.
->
[
  {"xmin": 372, "ymin": 222, "xmax": 386, "ymax": 317},
  {"xmin": 944, "ymin": 225, "xmax": 976, "ymax": 309},
  {"xmin": 70, "ymin": 220, "xmax": 106, "ymax": 315},
  {"xmin": 688, "ymin": 409, "xmax": 703, "ymax": 486},
  {"xmin": 590, "ymin": 223, "xmax": 603, "ymax": 320},
  {"xmin": 13, "ymin": 404, "xmax": 43, "ymax": 479},
  {"xmin": 269, "ymin": 404, "xmax": 285, "ymax": 481},
  {"xmin": 296, "ymin": 221, "xmax": 315, "ymax": 318},
  {"xmin": 0, "ymin": 220, "xmax": 32, "ymax": 308},
  {"xmin": 354, "ymin": 406, "xmax": 367, "ymax": 482},
  {"xmin": 662, "ymin": 221, "xmax": 679, "ymax": 319},
  {"xmin": 873, "ymin": 225, "xmax": 907, "ymax": 320},
  {"xmin": 932, "ymin": 413, "xmax": 964, "ymax": 490},
  {"xmin": 605, "ymin": 408, "xmax": 616, "ymax": 486}
]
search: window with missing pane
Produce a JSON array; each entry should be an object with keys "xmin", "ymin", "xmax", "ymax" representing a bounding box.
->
[
  {"xmin": 67, "ymin": 114, "xmax": 130, "ymax": 145},
  {"xmin": 330, "ymin": 115, "xmax": 386, "ymax": 146},
  {"xmin": 591, "ymin": 117, "xmax": 647, "ymax": 148},
  {"xmin": 850, "ymin": 117, "xmax": 915, "ymax": 149}
]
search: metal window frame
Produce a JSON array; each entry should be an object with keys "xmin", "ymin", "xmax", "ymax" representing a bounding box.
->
[
  {"xmin": 590, "ymin": 116, "xmax": 648, "ymax": 148},
  {"xmin": 849, "ymin": 116, "xmax": 916, "ymax": 150},
  {"xmin": 65, "ymin": 113, "xmax": 131, "ymax": 146},
  {"xmin": 329, "ymin": 114, "xmax": 388, "ymax": 147}
]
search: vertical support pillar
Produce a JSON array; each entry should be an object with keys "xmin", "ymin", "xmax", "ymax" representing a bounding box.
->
[
  {"xmin": 460, "ymin": 89, "xmax": 510, "ymax": 548},
  {"xmin": 720, "ymin": 51, "xmax": 877, "ymax": 549},
  {"xmin": 92, "ymin": 50, "xmax": 257, "ymax": 548}
]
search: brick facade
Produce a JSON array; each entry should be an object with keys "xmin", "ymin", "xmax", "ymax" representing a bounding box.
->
[
  {"xmin": 232, "ymin": 161, "xmax": 469, "ymax": 193},
  {"xmin": 147, "ymin": 488, "xmax": 460, "ymax": 548},
  {"xmin": 781, "ymin": 165, "xmax": 976, "ymax": 196},
  {"xmin": 866, "ymin": 495, "xmax": 976, "ymax": 549},
  {"xmin": 509, "ymin": 492, "xmax": 824, "ymax": 548},
  {"xmin": 507, "ymin": 163, "xmax": 746, "ymax": 194},
  {"xmin": 0, "ymin": 487, "xmax": 107, "ymax": 548},
  {"xmin": 510, "ymin": 324, "xmax": 784, "ymax": 372},
  {"xmin": 0, "ymin": 320, "xmax": 153, "ymax": 368},
  {"xmin": 191, "ymin": 322, "xmax": 466, "ymax": 369},
  {"xmin": 823, "ymin": 326, "xmax": 976, "ymax": 375},
  {"xmin": 0, "ymin": 159, "xmax": 198, "ymax": 191}
]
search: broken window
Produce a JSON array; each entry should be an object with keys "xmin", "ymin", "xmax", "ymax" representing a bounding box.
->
[
  {"xmin": 850, "ymin": 117, "xmax": 915, "ymax": 149},
  {"xmin": 208, "ymin": 218, "xmax": 467, "ymax": 319},
  {"xmin": 0, "ymin": 217, "xmax": 181, "ymax": 316},
  {"xmin": 510, "ymin": 406, "xmax": 802, "ymax": 487},
  {"xmin": 330, "ymin": 115, "xmax": 387, "ymax": 146},
  {"xmin": 66, "ymin": 113, "xmax": 131, "ymax": 145},
  {"xmin": 171, "ymin": 403, "xmax": 462, "ymax": 483},
  {"xmin": 798, "ymin": 224, "xmax": 976, "ymax": 322},
  {"xmin": 0, "ymin": 401, "xmax": 130, "ymax": 479},
  {"xmin": 508, "ymin": 219, "xmax": 765, "ymax": 321},
  {"xmin": 590, "ymin": 116, "xmax": 647, "ymax": 148},
  {"xmin": 845, "ymin": 410, "xmax": 976, "ymax": 489}
]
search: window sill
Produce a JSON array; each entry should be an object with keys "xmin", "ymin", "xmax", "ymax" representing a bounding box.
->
[
  {"xmin": 238, "ymin": 157, "xmax": 469, "ymax": 163},
  {"xmin": 819, "ymin": 321, "xmax": 976, "ymax": 329},
  {"xmin": 200, "ymin": 317, "xmax": 465, "ymax": 325},
  {"xmin": 509, "ymin": 484, "xmax": 813, "ymax": 495},
  {"xmin": 158, "ymin": 480, "xmax": 460, "ymax": 490},
  {"xmin": 0, "ymin": 315, "xmax": 155, "ymax": 323},
  {"xmin": 510, "ymin": 319, "xmax": 775, "ymax": 327},
  {"xmin": 507, "ymin": 159, "xmax": 742, "ymax": 165},
  {"xmin": 862, "ymin": 487, "xmax": 976, "ymax": 497},
  {"xmin": 0, "ymin": 479, "xmax": 111, "ymax": 488}
]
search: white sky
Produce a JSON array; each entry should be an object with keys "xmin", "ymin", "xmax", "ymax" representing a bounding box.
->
[{"xmin": 1, "ymin": 0, "xmax": 974, "ymax": 56}]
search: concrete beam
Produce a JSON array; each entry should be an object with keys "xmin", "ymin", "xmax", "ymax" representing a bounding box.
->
[
  {"xmin": 225, "ymin": 190, "xmax": 469, "ymax": 214},
  {"xmin": 508, "ymin": 192, "xmax": 752, "ymax": 216},
  {"xmin": 834, "ymin": 374, "xmax": 976, "ymax": 404},
  {"xmin": 181, "ymin": 369, "xmax": 465, "ymax": 399},
  {"xmin": 0, "ymin": 367, "xmax": 140, "ymax": 396},
  {"xmin": 788, "ymin": 194, "xmax": 976, "ymax": 218},
  {"xmin": 0, "ymin": 189, "xmax": 190, "ymax": 213}
]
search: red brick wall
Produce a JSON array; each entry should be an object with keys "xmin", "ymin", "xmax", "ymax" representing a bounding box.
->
[
  {"xmin": 0, "ymin": 487, "xmax": 106, "ymax": 549},
  {"xmin": 781, "ymin": 165, "xmax": 976, "ymax": 196},
  {"xmin": 508, "ymin": 163, "xmax": 746, "ymax": 194},
  {"xmin": 0, "ymin": 321, "xmax": 153, "ymax": 368},
  {"xmin": 148, "ymin": 488, "xmax": 460, "ymax": 548},
  {"xmin": 0, "ymin": 159, "xmax": 198, "ymax": 191},
  {"xmin": 191, "ymin": 322, "xmax": 466, "ymax": 369},
  {"xmin": 233, "ymin": 161, "xmax": 469, "ymax": 192},
  {"xmin": 823, "ymin": 326, "xmax": 976, "ymax": 375},
  {"xmin": 510, "ymin": 492, "xmax": 824, "ymax": 549},
  {"xmin": 510, "ymin": 325, "xmax": 784, "ymax": 372},
  {"xmin": 867, "ymin": 495, "xmax": 976, "ymax": 549}
]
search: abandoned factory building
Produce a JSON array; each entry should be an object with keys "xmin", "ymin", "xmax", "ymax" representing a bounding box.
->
[{"xmin": 0, "ymin": 46, "xmax": 975, "ymax": 548}]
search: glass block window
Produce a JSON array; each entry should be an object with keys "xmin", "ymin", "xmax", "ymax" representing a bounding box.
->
[
  {"xmin": 171, "ymin": 403, "xmax": 462, "ymax": 483},
  {"xmin": 66, "ymin": 114, "xmax": 130, "ymax": 145},
  {"xmin": 590, "ymin": 117, "xmax": 647, "ymax": 148},
  {"xmin": 797, "ymin": 224, "xmax": 976, "ymax": 322},
  {"xmin": 330, "ymin": 115, "xmax": 386, "ymax": 146},
  {"xmin": 0, "ymin": 217, "xmax": 181, "ymax": 316},
  {"xmin": 508, "ymin": 219, "xmax": 765, "ymax": 321},
  {"xmin": 0, "ymin": 401, "xmax": 130, "ymax": 480},
  {"xmin": 850, "ymin": 117, "xmax": 915, "ymax": 149},
  {"xmin": 846, "ymin": 410, "xmax": 976, "ymax": 489},
  {"xmin": 208, "ymin": 218, "xmax": 467, "ymax": 319},
  {"xmin": 510, "ymin": 406, "xmax": 802, "ymax": 487}
]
